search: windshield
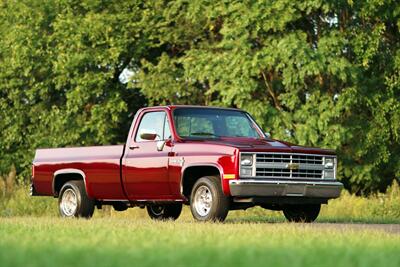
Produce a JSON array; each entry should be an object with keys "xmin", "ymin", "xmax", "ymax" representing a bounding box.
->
[{"xmin": 173, "ymin": 108, "xmax": 263, "ymax": 139}]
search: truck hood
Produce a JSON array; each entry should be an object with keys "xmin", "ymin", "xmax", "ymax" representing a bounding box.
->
[{"xmin": 183, "ymin": 138, "xmax": 336, "ymax": 155}]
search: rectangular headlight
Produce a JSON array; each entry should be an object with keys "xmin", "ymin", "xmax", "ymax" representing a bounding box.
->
[
  {"xmin": 324, "ymin": 170, "xmax": 335, "ymax": 179},
  {"xmin": 240, "ymin": 168, "xmax": 253, "ymax": 176},
  {"xmin": 240, "ymin": 154, "xmax": 254, "ymax": 166},
  {"xmin": 324, "ymin": 157, "xmax": 335, "ymax": 169}
]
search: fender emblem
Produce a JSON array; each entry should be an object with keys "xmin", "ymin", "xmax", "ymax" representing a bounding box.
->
[
  {"xmin": 286, "ymin": 163, "xmax": 300, "ymax": 170},
  {"xmin": 170, "ymin": 157, "xmax": 185, "ymax": 166}
]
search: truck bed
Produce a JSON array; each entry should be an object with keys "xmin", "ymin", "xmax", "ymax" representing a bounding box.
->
[{"xmin": 32, "ymin": 145, "xmax": 126, "ymax": 200}]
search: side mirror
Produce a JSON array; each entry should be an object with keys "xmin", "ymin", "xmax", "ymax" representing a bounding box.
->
[
  {"xmin": 157, "ymin": 140, "xmax": 166, "ymax": 151},
  {"xmin": 264, "ymin": 132, "xmax": 271, "ymax": 138},
  {"xmin": 140, "ymin": 130, "xmax": 158, "ymax": 141},
  {"xmin": 157, "ymin": 139, "xmax": 172, "ymax": 151}
]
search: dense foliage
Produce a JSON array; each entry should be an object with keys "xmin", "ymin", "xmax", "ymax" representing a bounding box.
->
[{"xmin": 0, "ymin": 0, "xmax": 399, "ymax": 193}]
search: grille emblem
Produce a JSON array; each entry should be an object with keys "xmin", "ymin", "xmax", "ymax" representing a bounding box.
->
[{"xmin": 286, "ymin": 163, "xmax": 300, "ymax": 170}]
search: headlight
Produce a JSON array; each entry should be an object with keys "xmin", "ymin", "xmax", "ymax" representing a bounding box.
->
[
  {"xmin": 241, "ymin": 154, "xmax": 253, "ymax": 166},
  {"xmin": 324, "ymin": 170, "xmax": 335, "ymax": 179},
  {"xmin": 240, "ymin": 168, "xmax": 253, "ymax": 176},
  {"xmin": 324, "ymin": 157, "xmax": 334, "ymax": 169},
  {"xmin": 240, "ymin": 153, "xmax": 254, "ymax": 177}
]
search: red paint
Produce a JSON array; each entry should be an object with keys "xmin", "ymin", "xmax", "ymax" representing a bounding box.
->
[{"xmin": 32, "ymin": 105, "xmax": 336, "ymax": 202}]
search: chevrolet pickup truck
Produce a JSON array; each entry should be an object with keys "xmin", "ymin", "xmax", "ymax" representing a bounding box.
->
[{"xmin": 31, "ymin": 105, "xmax": 343, "ymax": 222}]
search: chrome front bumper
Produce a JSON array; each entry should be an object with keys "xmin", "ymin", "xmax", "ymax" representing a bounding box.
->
[{"xmin": 229, "ymin": 179, "xmax": 343, "ymax": 199}]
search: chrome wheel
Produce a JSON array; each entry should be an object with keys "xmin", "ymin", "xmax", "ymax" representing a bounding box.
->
[
  {"xmin": 60, "ymin": 188, "xmax": 78, "ymax": 217},
  {"xmin": 194, "ymin": 185, "xmax": 213, "ymax": 217}
]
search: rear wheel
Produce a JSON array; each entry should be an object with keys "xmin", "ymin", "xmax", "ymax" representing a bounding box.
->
[
  {"xmin": 190, "ymin": 176, "xmax": 230, "ymax": 222},
  {"xmin": 282, "ymin": 204, "xmax": 321, "ymax": 223},
  {"xmin": 58, "ymin": 180, "xmax": 95, "ymax": 218},
  {"xmin": 146, "ymin": 203, "xmax": 182, "ymax": 220}
]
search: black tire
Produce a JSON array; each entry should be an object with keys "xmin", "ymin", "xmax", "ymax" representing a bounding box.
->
[
  {"xmin": 58, "ymin": 180, "xmax": 95, "ymax": 218},
  {"xmin": 146, "ymin": 203, "xmax": 182, "ymax": 220},
  {"xmin": 282, "ymin": 204, "xmax": 321, "ymax": 223},
  {"xmin": 190, "ymin": 176, "xmax": 230, "ymax": 222}
]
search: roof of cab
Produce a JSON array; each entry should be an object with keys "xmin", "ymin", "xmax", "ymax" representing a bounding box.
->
[{"xmin": 139, "ymin": 105, "xmax": 242, "ymax": 112}]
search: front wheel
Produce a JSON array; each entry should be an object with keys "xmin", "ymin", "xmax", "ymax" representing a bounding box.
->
[
  {"xmin": 282, "ymin": 204, "xmax": 321, "ymax": 223},
  {"xmin": 146, "ymin": 203, "xmax": 182, "ymax": 220},
  {"xmin": 58, "ymin": 180, "xmax": 95, "ymax": 218},
  {"xmin": 190, "ymin": 176, "xmax": 230, "ymax": 222}
]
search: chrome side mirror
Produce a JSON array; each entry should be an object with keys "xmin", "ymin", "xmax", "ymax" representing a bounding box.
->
[
  {"xmin": 157, "ymin": 139, "xmax": 172, "ymax": 151},
  {"xmin": 157, "ymin": 140, "xmax": 166, "ymax": 151},
  {"xmin": 264, "ymin": 132, "xmax": 271, "ymax": 138}
]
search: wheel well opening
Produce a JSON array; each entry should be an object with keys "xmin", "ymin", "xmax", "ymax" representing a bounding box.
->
[
  {"xmin": 53, "ymin": 173, "xmax": 84, "ymax": 197},
  {"xmin": 182, "ymin": 166, "xmax": 221, "ymax": 198}
]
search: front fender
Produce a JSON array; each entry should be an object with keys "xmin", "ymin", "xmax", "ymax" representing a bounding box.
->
[{"xmin": 180, "ymin": 163, "xmax": 233, "ymax": 197}]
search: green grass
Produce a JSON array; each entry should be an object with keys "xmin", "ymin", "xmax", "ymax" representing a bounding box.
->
[
  {"xmin": 0, "ymin": 217, "xmax": 399, "ymax": 267},
  {"xmin": 1, "ymin": 181, "xmax": 400, "ymax": 224},
  {"xmin": 1, "ymin": 182, "xmax": 400, "ymax": 267}
]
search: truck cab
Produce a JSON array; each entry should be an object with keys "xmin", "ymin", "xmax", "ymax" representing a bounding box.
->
[{"xmin": 31, "ymin": 105, "xmax": 343, "ymax": 222}]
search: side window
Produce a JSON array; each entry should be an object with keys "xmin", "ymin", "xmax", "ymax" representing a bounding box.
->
[{"xmin": 135, "ymin": 111, "xmax": 168, "ymax": 142}]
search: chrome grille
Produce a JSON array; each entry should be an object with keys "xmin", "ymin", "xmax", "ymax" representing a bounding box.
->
[
  {"xmin": 256, "ymin": 154, "xmax": 323, "ymax": 165},
  {"xmin": 256, "ymin": 154, "xmax": 291, "ymax": 163},
  {"xmin": 256, "ymin": 168, "xmax": 323, "ymax": 179},
  {"xmin": 255, "ymin": 153, "xmax": 324, "ymax": 179}
]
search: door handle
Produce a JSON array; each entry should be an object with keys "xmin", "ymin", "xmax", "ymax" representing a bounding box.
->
[{"xmin": 129, "ymin": 145, "xmax": 139, "ymax": 150}]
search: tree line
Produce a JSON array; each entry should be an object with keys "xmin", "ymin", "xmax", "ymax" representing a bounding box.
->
[{"xmin": 0, "ymin": 0, "xmax": 399, "ymax": 194}]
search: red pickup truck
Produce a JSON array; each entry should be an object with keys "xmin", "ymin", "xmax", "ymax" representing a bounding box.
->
[{"xmin": 31, "ymin": 105, "xmax": 342, "ymax": 222}]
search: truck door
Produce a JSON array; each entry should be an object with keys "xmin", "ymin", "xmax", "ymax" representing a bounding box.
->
[{"xmin": 122, "ymin": 110, "xmax": 172, "ymax": 199}]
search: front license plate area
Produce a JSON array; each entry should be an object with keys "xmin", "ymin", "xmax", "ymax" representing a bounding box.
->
[{"xmin": 284, "ymin": 184, "xmax": 305, "ymax": 196}]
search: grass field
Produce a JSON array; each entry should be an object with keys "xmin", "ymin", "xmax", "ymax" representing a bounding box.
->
[
  {"xmin": 0, "ymin": 217, "xmax": 399, "ymax": 267},
  {"xmin": 2, "ymin": 181, "xmax": 400, "ymax": 223},
  {"xmin": 0, "ymin": 181, "xmax": 399, "ymax": 267}
]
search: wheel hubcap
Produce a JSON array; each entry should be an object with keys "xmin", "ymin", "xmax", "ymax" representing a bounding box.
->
[
  {"xmin": 194, "ymin": 185, "xmax": 213, "ymax": 217},
  {"xmin": 60, "ymin": 188, "xmax": 78, "ymax": 217}
]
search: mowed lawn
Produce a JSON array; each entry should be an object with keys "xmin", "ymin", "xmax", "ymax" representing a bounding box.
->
[{"xmin": 0, "ymin": 217, "xmax": 399, "ymax": 267}]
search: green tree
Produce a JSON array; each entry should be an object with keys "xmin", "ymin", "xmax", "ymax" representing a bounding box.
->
[
  {"xmin": 0, "ymin": 0, "xmax": 147, "ymax": 179},
  {"xmin": 134, "ymin": 0, "xmax": 400, "ymax": 193},
  {"xmin": 0, "ymin": 0, "xmax": 399, "ymax": 194}
]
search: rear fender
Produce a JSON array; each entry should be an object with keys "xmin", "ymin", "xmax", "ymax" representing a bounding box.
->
[{"xmin": 52, "ymin": 168, "xmax": 89, "ymax": 197}]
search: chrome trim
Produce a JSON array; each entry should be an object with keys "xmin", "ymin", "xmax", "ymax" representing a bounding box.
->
[
  {"xmin": 252, "ymin": 154, "xmax": 256, "ymax": 176},
  {"xmin": 193, "ymin": 185, "xmax": 213, "ymax": 216},
  {"xmin": 230, "ymin": 179, "xmax": 341, "ymax": 186},
  {"xmin": 239, "ymin": 152, "xmax": 337, "ymax": 180},
  {"xmin": 53, "ymin": 168, "xmax": 87, "ymax": 195},
  {"xmin": 255, "ymin": 162, "xmax": 325, "ymax": 170},
  {"xmin": 251, "ymin": 152, "xmax": 336, "ymax": 157},
  {"xmin": 60, "ymin": 188, "xmax": 78, "ymax": 216},
  {"xmin": 229, "ymin": 179, "xmax": 343, "ymax": 198},
  {"xmin": 157, "ymin": 140, "xmax": 166, "ymax": 151}
]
